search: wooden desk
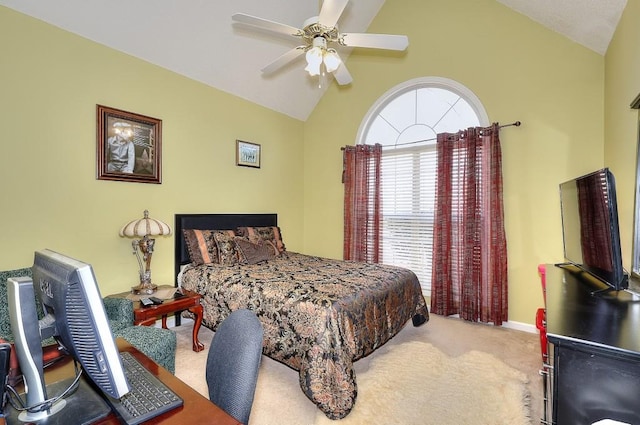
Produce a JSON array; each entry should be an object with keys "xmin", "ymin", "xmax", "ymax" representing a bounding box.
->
[{"xmin": 7, "ymin": 339, "xmax": 240, "ymax": 425}]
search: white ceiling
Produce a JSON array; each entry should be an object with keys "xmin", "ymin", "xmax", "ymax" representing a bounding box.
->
[
  {"xmin": 1, "ymin": 0, "xmax": 627, "ymax": 121},
  {"xmin": 496, "ymin": 0, "xmax": 627, "ymax": 56}
]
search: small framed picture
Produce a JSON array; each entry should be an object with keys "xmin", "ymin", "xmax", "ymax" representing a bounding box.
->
[
  {"xmin": 236, "ymin": 140, "xmax": 261, "ymax": 168},
  {"xmin": 96, "ymin": 105, "xmax": 162, "ymax": 184}
]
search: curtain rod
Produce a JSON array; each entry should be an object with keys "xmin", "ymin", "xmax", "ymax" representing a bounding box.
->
[
  {"xmin": 341, "ymin": 121, "xmax": 522, "ymax": 150},
  {"xmin": 498, "ymin": 121, "xmax": 521, "ymax": 129}
]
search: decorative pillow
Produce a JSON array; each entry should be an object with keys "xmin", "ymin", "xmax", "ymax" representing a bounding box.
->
[
  {"xmin": 183, "ymin": 229, "xmax": 219, "ymax": 265},
  {"xmin": 213, "ymin": 231, "xmax": 240, "ymax": 265},
  {"xmin": 234, "ymin": 237, "xmax": 277, "ymax": 265},
  {"xmin": 236, "ymin": 226, "xmax": 286, "ymax": 254}
]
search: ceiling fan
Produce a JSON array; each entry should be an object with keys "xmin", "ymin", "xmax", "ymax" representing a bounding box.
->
[{"xmin": 232, "ymin": 0, "xmax": 409, "ymax": 86}]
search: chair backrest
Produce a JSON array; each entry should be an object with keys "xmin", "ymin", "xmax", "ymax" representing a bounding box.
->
[{"xmin": 206, "ymin": 309, "xmax": 263, "ymax": 425}]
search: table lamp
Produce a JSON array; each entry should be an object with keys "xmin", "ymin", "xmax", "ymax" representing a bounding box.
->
[{"xmin": 119, "ymin": 210, "xmax": 172, "ymax": 294}]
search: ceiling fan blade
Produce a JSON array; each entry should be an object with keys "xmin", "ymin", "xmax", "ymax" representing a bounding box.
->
[
  {"xmin": 318, "ymin": 0, "xmax": 349, "ymax": 28},
  {"xmin": 341, "ymin": 33, "xmax": 409, "ymax": 51},
  {"xmin": 232, "ymin": 13, "xmax": 302, "ymax": 37},
  {"xmin": 261, "ymin": 47, "xmax": 306, "ymax": 75},
  {"xmin": 333, "ymin": 63, "xmax": 353, "ymax": 85}
]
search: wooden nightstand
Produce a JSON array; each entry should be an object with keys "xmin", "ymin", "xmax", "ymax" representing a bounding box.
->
[{"xmin": 109, "ymin": 286, "xmax": 205, "ymax": 352}]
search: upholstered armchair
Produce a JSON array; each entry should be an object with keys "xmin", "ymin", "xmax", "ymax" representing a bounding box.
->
[
  {"xmin": 0, "ymin": 267, "xmax": 176, "ymax": 374},
  {"xmin": 103, "ymin": 297, "xmax": 176, "ymax": 373}
]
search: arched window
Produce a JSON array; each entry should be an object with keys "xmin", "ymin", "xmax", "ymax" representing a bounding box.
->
[{"xmin": 357, "ymin": 77, "xmax": 488, "ymax": 293}]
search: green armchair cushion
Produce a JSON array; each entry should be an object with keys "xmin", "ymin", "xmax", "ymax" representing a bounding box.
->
[
  {"xmin": 115, "ymin": 325, "xmax": 176, "ymax": 374},
  {"xmin": 103, "ymin": 297, "xmax": 177, "ymax": 373},
  {"xmin": 103, "ymin": 296, "xmax": 135, "ymax": 333},
  {"xmin": 0, "ymin": 267, "xmax": 54, "ymax": 345},
  {"xmin": 0, "ymin": 267, "xmax": 176, "ymax": 374},
  {"xmin": 0, "ymin": 268, "xmax": 31, "ymax": 342}
]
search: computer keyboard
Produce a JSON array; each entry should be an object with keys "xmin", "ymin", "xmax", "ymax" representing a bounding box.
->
[{"xmin": 106, "ymin": 351, "xmax": 184, "ymax": 425}]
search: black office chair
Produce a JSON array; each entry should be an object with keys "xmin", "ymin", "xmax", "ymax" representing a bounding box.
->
[{"xmin": 206, "ymin": 309, "xmax": 264, "ymax": 425}]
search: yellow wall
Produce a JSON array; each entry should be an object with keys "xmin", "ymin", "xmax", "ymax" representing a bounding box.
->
[
  {"xmin": 304, "ymin": 0, "xmax": 605, "ymax": 324},
  {"xmin": 605, "ymin": 2, "xmax": 640, "ymax": 273},
  {"xmin": 1, "ymin": 1, "xmax": 613, "ymax": 325},
  {"xmin": 0, "ymin": 7, "xmax": 305, "ymax": 294}
]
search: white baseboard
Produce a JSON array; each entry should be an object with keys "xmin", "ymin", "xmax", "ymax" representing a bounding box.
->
[
  {"xmin": 502, "ymin": 320, "xmax": 536, "ymax": 333},
  {"xmin": 437, "ymin": 312, "xmax": 537, "ymax": 334}
]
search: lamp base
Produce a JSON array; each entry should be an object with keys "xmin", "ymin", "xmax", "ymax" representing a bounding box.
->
[{"xmin": 131, "ymin": 283, "xmax": 158, "ymax": 295}]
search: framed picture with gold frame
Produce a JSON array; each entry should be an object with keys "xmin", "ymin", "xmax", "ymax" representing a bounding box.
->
[
  {"xmin": 236, "ymin": 140, "xmax": 261, "ymax": 168},
  {"xmin": 97, "ymin": 104, "xmax": 162, "ymax": 184}
]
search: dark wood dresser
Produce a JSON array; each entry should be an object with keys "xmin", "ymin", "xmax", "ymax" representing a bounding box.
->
[{"xmin": 545, "ymin": 264, "xmax": 640, "ymax": 424}]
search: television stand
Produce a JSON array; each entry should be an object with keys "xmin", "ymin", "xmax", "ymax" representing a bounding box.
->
[
  {"xmin": 545, "ymin": 265, "xmax": 640, "ymax": 424},
  {"xmin": 553, "ymin": 263, "xmax": 630, "ymax": 297},
  {"xmin": 589, "ymin": 286, "xmax": 617, "ymax": 296}
]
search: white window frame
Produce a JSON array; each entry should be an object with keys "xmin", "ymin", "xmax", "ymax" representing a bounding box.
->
[{"xmin": 357, "ymin": 77, "xmax": 489, "ymax": 294}]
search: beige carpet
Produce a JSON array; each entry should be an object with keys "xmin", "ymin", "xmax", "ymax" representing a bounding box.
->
[
  {"xmin": 314, "ymin": 341, "xmax": 529, "ymax": 425},
  {"xmin": 174, "ymin": 315, "xmax": 538, "ymax": 425}
]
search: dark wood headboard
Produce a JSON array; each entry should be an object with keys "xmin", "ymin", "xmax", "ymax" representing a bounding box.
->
[{"xmin": 174, "ymin": 213, "xmax": 278, "ymax": 286}]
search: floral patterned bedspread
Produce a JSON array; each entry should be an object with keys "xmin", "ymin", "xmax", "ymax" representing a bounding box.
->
[{"xmin": 180, "ymin": 252, "xmax": 429, "ymax": 419}]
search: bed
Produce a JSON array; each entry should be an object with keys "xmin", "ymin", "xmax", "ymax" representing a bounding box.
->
[{"xmin": 174, "ymin": 213, "xmax": 429, "ymax": 419}]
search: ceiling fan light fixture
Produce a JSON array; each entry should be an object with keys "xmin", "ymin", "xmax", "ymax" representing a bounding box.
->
[
  {"xmin": 304, "ymin": 45, "xmax": 323, "ymax": 76},
  {"xmin": 233, "ymin": 1, "xmax": 408, "ymax": 87},
  {"xmin": 324, "ymin": 49, "xmax": 341, "ymax": 73},
  {"xmin": 305, "ymin": 37, "xmax": 342, "ymax": 78}
]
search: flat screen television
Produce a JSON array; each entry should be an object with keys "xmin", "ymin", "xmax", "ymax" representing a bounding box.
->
[
  {"xmin": 558, "ymin": 168, "xmax": 628, "ymax": 293},
  {"xmin": 6, "ymin": 249, "xmax": 129, "ymax": 424}
]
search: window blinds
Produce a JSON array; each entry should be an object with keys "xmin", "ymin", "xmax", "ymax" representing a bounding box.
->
[{"xmin": 380, "ymin": 144, "xmax": 437, "ymax": 294}]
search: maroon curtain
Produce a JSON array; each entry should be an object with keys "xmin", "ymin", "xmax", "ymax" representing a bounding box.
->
[
  {"xmin": 430, "ymin": 124, "xmax": 508, "ymax": 325},
  {"xmin": 342, "ymin": 144, "xmax": 382, "ymax": 262}
]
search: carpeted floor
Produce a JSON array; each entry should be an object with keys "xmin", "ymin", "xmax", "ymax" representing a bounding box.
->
[{"xmin": 174, "ymin": 314, "xmax": 541, "ymax": 424}]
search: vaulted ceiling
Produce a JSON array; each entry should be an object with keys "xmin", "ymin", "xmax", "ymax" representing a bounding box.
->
[{"xmin": 1, "ymin": 0, "xmax": 627, "ymax": 121}]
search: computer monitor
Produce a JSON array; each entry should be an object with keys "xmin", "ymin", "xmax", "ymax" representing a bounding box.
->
[{"xmin": 7, "ymin": 249, "xmax": 130, "ymax": 423}]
